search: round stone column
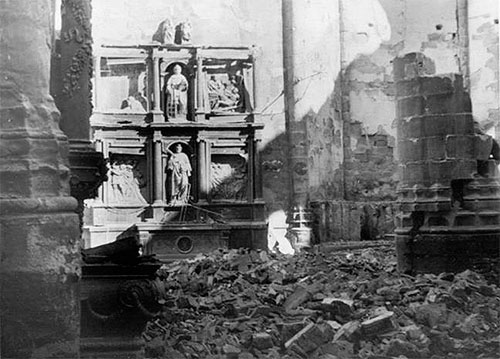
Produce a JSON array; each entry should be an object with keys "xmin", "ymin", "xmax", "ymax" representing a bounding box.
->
[{"xmin": 0, "ymin": 1, "xmax": 81, "ymax": 357}]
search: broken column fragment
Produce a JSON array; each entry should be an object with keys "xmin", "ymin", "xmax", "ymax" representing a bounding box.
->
[{"xmin": 393, "ymin": 52, "xmax": 500, "ymax": 274}]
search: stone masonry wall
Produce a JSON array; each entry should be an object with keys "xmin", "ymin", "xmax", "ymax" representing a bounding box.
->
[{"xmin": 393, "ymin": 52, "xmax": 500, "ymax": 274}]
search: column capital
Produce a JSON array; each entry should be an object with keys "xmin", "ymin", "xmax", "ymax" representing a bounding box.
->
[{"xmin": 153, "ymin": 131, "xmax": 163, "ymax": 142}]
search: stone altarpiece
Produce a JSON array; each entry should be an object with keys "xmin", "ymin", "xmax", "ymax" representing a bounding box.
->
[{"xmin": 85, "ymin": 44, "xmax": 266, "ymax": 260}]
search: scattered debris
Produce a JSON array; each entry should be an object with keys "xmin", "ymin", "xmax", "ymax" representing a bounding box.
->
[{"xmin": 144, "ymin": 247, "xmax": 500, "ymax": 358}]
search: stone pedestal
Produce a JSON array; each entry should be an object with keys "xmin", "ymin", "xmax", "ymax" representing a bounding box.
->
[
  {"xmin": 80, "ymin": 263, "xmax": 162, "ymax": 358},
  {"xmin": 393, "ymin": 53, "xmax": 500, "ymax": 274},
  {"xmin": 0, "ymin": 0, "xmax": 81, "ymax": 357}
]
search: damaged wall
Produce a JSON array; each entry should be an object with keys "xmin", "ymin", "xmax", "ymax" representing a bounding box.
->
[
  {"xmin": 342, "ymin": 0, "xmax": 461, "ymax": 203},
  {"xmin": 90, "ymin": 0, "xmax": 498, "ymax": 244},
  {"xmin": 314, "ymin": 0, "xmax": 498, "ymax": 241}
]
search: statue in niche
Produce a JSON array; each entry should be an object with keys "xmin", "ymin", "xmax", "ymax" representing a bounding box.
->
[
  {"xmin": 164, "ymin": 143, "xmax": 192, "ymax": 205},
  {"xmin": 175, "ymin": 20, "xmax": 192, "ymax": 45},
  {"xmin": 165, "ymin": 64, "xmax": 188, "ymax": 119},
  {"xmin": 108, "ymin": 160, "xmax": 147, "ymax": 204},
  {"xmin": 152, "ymin": 18, "xmax": 175, "ymax": 45}
]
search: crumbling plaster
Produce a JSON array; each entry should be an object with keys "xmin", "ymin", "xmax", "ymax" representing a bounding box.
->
[
  {"xmin": 341, "ymin": 0, "xmax": 470, "ymax": 203},
  {"xmin": 468, "ymin": 0, "xmax": 499, "ymax": 138}
]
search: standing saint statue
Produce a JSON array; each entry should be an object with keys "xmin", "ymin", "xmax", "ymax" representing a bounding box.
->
[
  {"xmin": 166, "ymin": 64, "xmax": 188, "ymax": 119},
  {"xmin": 165, "ymin": 143, "xmax": 192, "ymax": 205}
]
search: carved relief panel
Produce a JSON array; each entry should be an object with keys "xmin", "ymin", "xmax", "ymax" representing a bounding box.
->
[
  {"xmin": 107, "ymin": 154, "xmax": 148, "ymax": 205},
  {"xmin": 204, "ymin": 58, "xmax": 253, "ymax": 114},
  {"xmin": 210, "ymin": 154, "xmax": 248, "ymax": 201}
]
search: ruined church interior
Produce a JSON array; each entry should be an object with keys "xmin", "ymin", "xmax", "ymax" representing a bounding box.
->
[{"xmin": 1, "ymin": 0, "xmax": 499, "ymax": 358}]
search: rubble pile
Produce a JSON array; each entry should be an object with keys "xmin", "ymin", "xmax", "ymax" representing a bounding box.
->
[{"xmin": 144, "ymin": 247, "xmax": 500, "ymax": 359}]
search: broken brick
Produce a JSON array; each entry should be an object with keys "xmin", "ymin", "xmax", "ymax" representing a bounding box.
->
[
  {"xmin": 142, "ymin": 247, "xmax": 499, "ymax": 358},
  {"xmin": 280, "ymin": 321, "xmax": 307, "ymax": 344},
  {"xmin": 284, "ymin": 323, "xmax": 328, "ymax": 354},
  {"xmin": 320, "ymin": 297, "xmax": 354, "ymax": 320},
  {"xmin": 333, "ymin": 320, "xmax": 361, "ymax": 342},
  {"xmin": 251, "ymin": 332, "xmax": 274, "ymax": 350},
  {"xmin": 283, "ymin": 286, "xmax": 311, "ymax": 312},
  {"xmin": 361, "ymin": 311, "xmax": 397, "ymax": 336}
]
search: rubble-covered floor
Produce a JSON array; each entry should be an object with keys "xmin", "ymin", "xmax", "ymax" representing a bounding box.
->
[{"xmin": 144, "ymin": 246, "xmax": 499, "ymax": 359}]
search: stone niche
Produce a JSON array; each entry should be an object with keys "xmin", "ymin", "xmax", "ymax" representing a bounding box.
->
[{"xmin": 85, "ymin": 44, "xmax": 267, "ymax": 259}]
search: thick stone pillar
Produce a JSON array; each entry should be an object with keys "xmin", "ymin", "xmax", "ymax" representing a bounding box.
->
[
  {"xmin": 0, "ymin": 0, "xmax": 81, "ymax": 357},
  {"xmin": 394, "ymin": 52, "xmax": 500, "ymax": 274}
]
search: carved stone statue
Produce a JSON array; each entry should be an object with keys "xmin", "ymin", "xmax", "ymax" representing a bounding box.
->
[
  {"xmin": 175, "ymin": 20, "xmax": 192, "ymax": 45},
  {"xmin": 108, "ymin": 160, "xmax": 147, "ymax": 204},
  {"xmin": 164, "ymin": 144, "xmax": 192, "ymax": 205},
  {"xmin": 165, "ymin": 64, "xmax": 188, "ymax": 118},
  {"xmin": 152, "ymin": 18, "xmax": 175, "ymax": 45}
]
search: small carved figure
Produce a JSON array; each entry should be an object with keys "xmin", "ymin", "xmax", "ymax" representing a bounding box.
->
[
  {"xmin": 165, "ymin": 144, "xmax": 192, "ymax": 205},
  {"xmin": 208, "ymin": 75, "xmax": 223, "ymax": 94},
  {"xmin": 175, "ymin": 20, "xmax": 192, "ymax": 45},
  {"xmin": 166, "ymin": 64, "xmax": 188, "ymax": 118},
  {"xmin": 152, "ymin": 18, "xmax": 175, "ymax": 45},
  {"xmin": 207, "ymin": 74, "xmax": 240, "ymax": 111},
  {"xmin": 120, "ymin": 93, "xmax": 146, "ymax": 112}
]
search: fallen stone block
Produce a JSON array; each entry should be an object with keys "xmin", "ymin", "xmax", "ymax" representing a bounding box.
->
[
  {"xmin": 251, "ymin": 332, "xmax": 274, "ymax": 350},
  {"xmin": 284, "ymin": 322, "xmax": 327, "ymax": 354},
  {"xmin": 283, "ymin": 286, "xmax": 312, "ymax": 312},
  {"xmin": 223, "ymin": 344, "xmax": 241, "ymax": 359},
  {"xmin": 361, "ymin": 311, "xmax": 397, "ymax": 336},
  {"xmin": 320, "ymin": 297, "xmax": 354, "ymax": 320},
  {"xmin": 384, "ymin": 338, "xmax": 421, "ymax": 358},
  {"xmin": 280, "ymin": 321, "xmax": 307, "ymax": 344},
  {"xmin": 333, "ymin": 320, "xmax": 361, "ymax": 342},
  {"xmin": 326, "ymin": 320, "xmax": 342, "ymax": 331},
  {"xmin": 315, "ymin": 340, "xmax": 354, "ymax": 358}
]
